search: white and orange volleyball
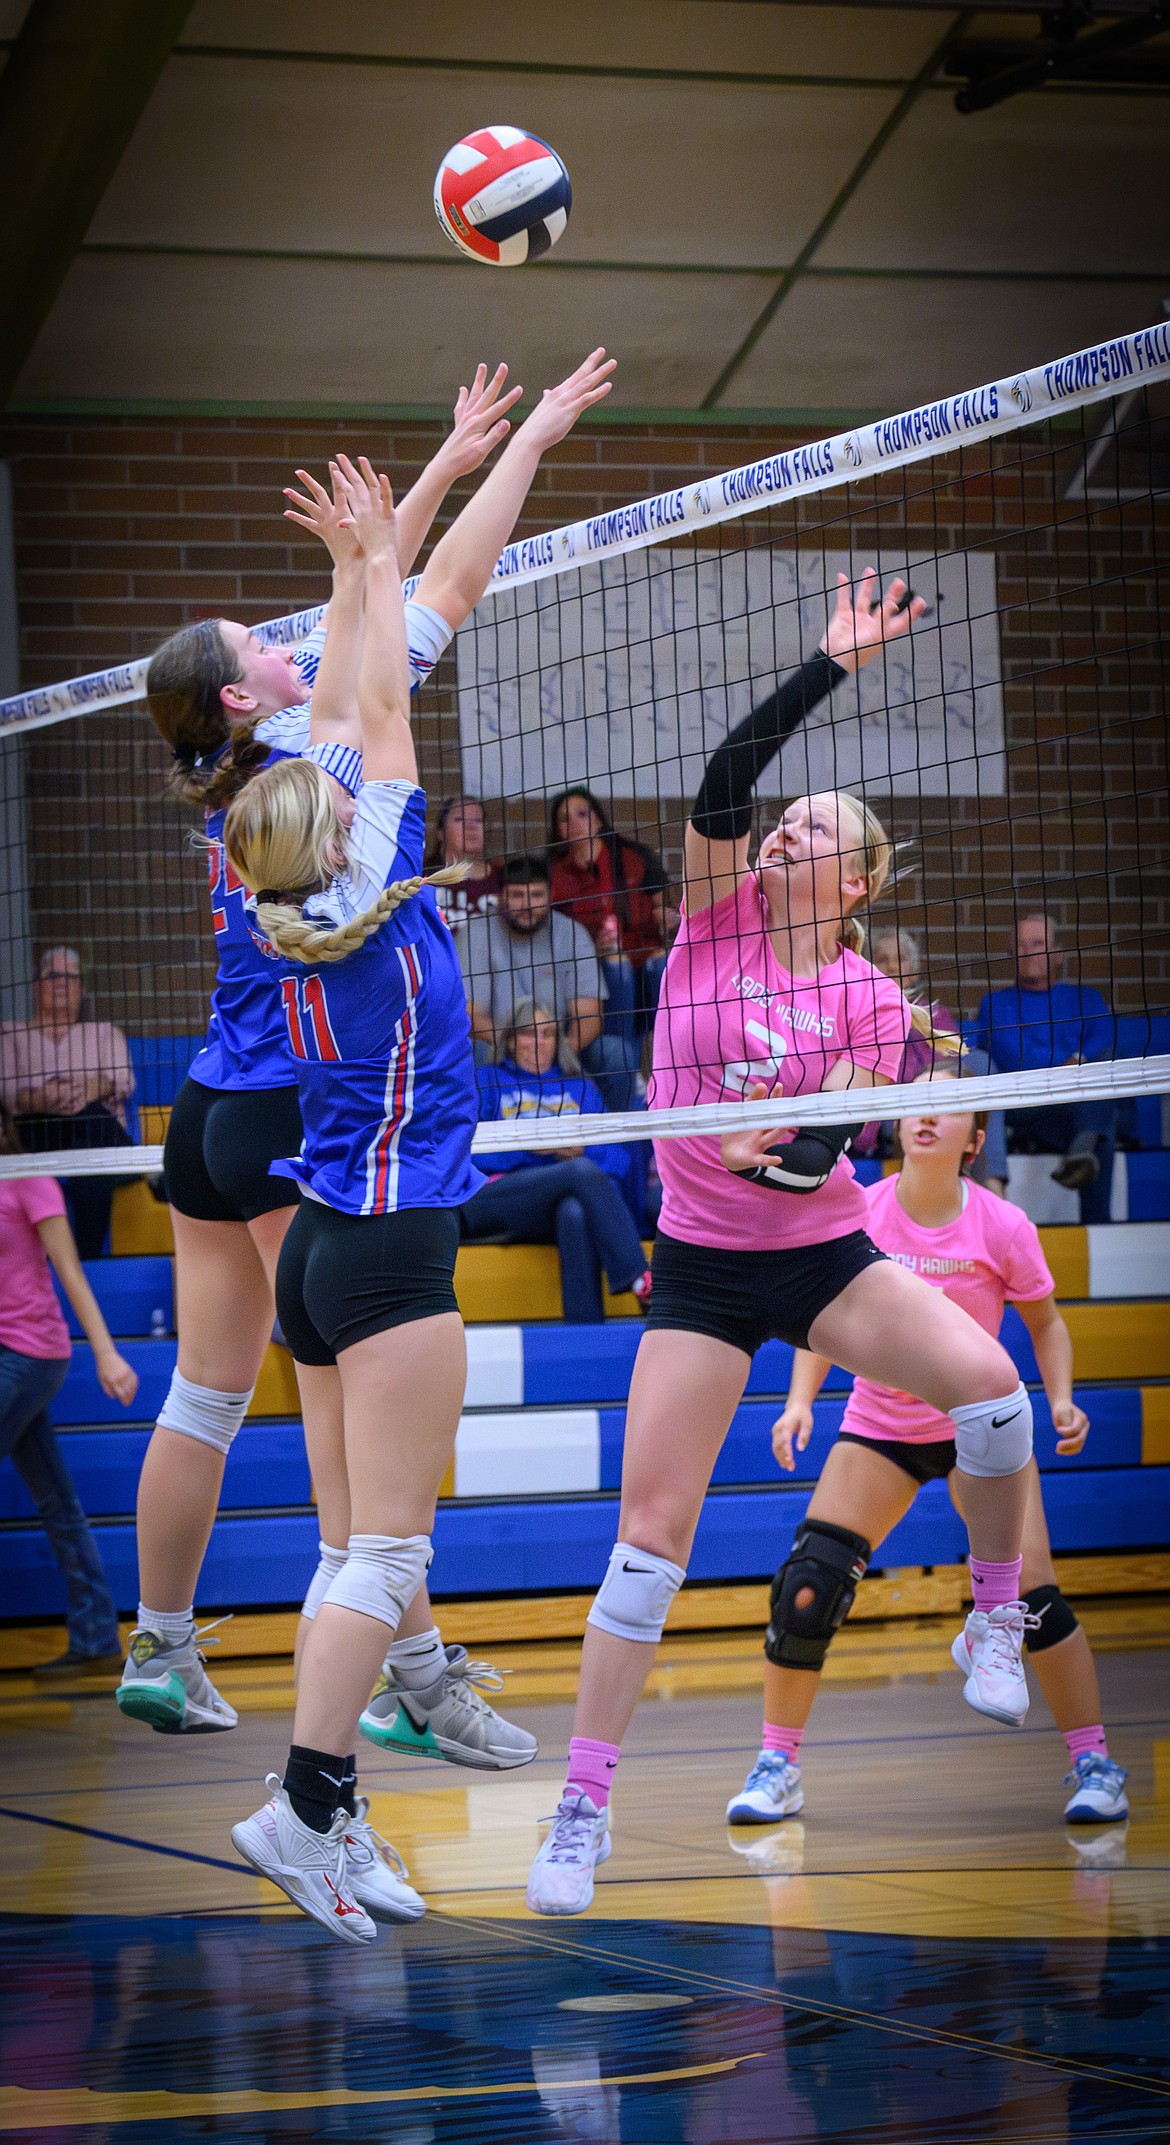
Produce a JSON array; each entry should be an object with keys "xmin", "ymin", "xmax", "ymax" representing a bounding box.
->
[{"xmin": 433, "ymin": 127, "xmax": 572, "ymax": 266}]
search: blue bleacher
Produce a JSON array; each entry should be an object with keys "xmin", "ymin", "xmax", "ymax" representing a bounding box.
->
[
  {"xmin": 127, "ymin": 1036, "xmax": 203, "ymax": 1107},
  {"xmin": 4, "ymin": 1240, "xmax": 1168, "ymax": 1623}
]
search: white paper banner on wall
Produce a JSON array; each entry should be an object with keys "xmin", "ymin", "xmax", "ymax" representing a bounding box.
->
[{"xmin": 456, "ymin": 548, "xmax": 1004, "ymax": 802}]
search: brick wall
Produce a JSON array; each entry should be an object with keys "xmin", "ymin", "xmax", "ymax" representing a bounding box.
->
[{"xmin": 0, "ymin": 410, "xmax": 1165, "ymax": 1039}]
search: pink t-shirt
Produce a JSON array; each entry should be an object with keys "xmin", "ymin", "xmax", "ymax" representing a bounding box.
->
[
  {"xmin": 648, "ymin": 873, "xmax": 912, "ymax": 1251},
  {"xmin": 844, "ymin": 1173, "xmax": 1055, "ymax": 1443},
  {"xmin": 0, "ymin": 1178, "xmax": 72, "ymax": 1359}
]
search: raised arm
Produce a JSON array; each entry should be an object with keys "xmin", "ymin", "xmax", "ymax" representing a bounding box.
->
[
  {"xmin": 414, "ymin": 347, "xmax": 616, "ymax": 631},
  {"xmin": 684, "ymin": 569, "xmax": 927, "ymax": 915},
  {"xmin": 394, "ymin": 364, "xmax": 524, "ymax": 573},
  {"xmin": 335, "ymin": 458, "xmax": 414, "ymax": 785},
  {"xmin": 282, "ymin": 461, "xmax": 366, "ymax": 739}
]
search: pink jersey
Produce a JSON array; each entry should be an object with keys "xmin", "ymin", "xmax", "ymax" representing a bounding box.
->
[
  {"xmin": 845, "ymin": 1173, "xmax": 1055, "ymax": 1442},
  {"xmin": 0, "ymin": 1177, "xmax": 72, "ymax": 1359},
  {"xmin": 648, "ymin": 873, "xmax": 911, "ymax": 1251}
]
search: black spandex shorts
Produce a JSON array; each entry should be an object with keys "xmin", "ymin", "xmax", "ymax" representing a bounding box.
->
[
  {"xmin": 276, "ymin": 1199, "xmax": 461, "ymax": 1366},
  {"xmin": 645, "ymin": 1227, "xmax": 886, "ymax": 1356},
  {"xmin": 837, "ymin": 1430, "xmax": 957, "ymax": 1484},
  {"xmin": 163, "ymin": 1076, "xmax": 303, "ymax": 1225}
]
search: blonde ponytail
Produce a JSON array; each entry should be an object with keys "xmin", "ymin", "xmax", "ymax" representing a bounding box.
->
[
  {"xmin": 223, "ymin": 755, "xmax": 469, "ymax": 965},
  {"xmin": 834, "ymin": 791, "xmax": 959, "ymax": 1053},
  {"xmin": 256, "ymin": 862, "xmax": 469, "ymax": 965}
]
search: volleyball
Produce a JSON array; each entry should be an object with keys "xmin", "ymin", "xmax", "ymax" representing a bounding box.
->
[{"xmin": 433, "ymin": 126, "xmax": 572, "ymax": 266}]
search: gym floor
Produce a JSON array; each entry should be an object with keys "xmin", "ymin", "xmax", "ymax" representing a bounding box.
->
[{"xmin": 2, "ymin": 1616, "xmax": 1167, "ymax": 2142}]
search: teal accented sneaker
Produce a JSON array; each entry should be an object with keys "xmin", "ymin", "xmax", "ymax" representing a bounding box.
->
[
  {"xmin": 359, "ymin": 1645, "xmax": 537, "ymax": 1770},
  {"xmin": 726, "ymin": 1751, "xmax": 805, "ymax": 1825},
  {"xmin": 115, "ymin": 1621, "xmax": 237, "ymax": 1734},
  {"xmin": 1063, "ymin": 1754, "xmax": 1130, "ymax": 1825}
]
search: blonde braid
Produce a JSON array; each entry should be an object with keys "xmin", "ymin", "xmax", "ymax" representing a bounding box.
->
[{"xmin": 257, "ymin": 862, "xmax": 469, "ymax": 965}]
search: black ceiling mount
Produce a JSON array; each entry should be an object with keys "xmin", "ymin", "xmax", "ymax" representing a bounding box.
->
[{"xmin": 948, "ymin": 1, "xmax": 1170, "ymax": 110}]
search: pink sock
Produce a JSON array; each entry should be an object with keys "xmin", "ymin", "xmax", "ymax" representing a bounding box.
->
[
  {"xmin": 969, "ymin": 1555, "xmax": 1023, "ymax": 1611},
  {"xmin": 1065, "ymin": 1724, "xmax": 1109, "ymax": 1763},
  {"xmin": 762, "ymin": 1722, "xmax": 803, "ymax": 1763},
  {"xmin": 566, "ymin": 1735, "xmax": 620, "ymax": 1809}
]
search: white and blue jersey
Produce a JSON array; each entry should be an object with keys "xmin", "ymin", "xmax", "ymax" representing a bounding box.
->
[
  {"xmin": 265, "ymin": 780, "xmax": 483, "ymax": 1216},
  {"xmin": 187, "ymin": 604, "xmax": 453, "ymax": 1095}
]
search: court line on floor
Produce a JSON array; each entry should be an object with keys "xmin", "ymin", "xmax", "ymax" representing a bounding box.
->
[
  {"xmin": 439, "ymin": 1909, "xmax": 1170, "ymax": 2101},
  {"xmin": 3, "ymin": 1798, "xmax": 1164, "ymax": 1891},
  {"xmin": 0, "ymin": 2054, "xmax": 764, "ymax": 2134},
  {"xmin": 0, "ymin": 1805, "xmax": 247, "ymax": 1876}
]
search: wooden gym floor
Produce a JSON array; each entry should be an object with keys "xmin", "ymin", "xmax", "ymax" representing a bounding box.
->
[{"xmin": 1, "ymin": 1610, "xmax": 1167, "ymax": 2142}]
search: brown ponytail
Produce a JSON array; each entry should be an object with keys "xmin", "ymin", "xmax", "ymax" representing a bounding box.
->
[{"xmin": 147, "ymin": 620, "xmax": 269, "ymax": 810}]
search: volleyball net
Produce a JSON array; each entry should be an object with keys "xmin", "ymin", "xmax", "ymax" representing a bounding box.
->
[{"xmin": 0, "ymin": 321, "xmax": 1167, "ymax": 1179}]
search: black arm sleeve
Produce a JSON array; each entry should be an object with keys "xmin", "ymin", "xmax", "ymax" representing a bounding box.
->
[{"xmin": 690, "ymin": 651, "xmax": 847, "ymax": 843}]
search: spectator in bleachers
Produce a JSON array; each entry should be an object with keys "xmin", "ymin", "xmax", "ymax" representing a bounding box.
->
[
  {"xmin": 872, "ymin": 926, "xmax": 1007, "ymax": 1192},
  {"xmin": 459, "ymin": 853, "xmax": 638, "ymax": 1108},
  {"xmin": 970, "ymin": 912, "xmax": 1116, "ymax": 1223},
  {"xmin": 548, "ymin": 788, "xmax": 674, "ymax": 1040},
  {"xmin": 0, "ymin": 948, "xmax": 136, "ymax": 1257},
  {"xmin": 461, "ymin": 1001, "xmax": 651, "ymax": 1322},
  {"xmin": 425, "ymin": 795, "xmax": 501, "ymax": 942},
  {"xmin": 0, "ymin": 1102, "xmax": 138, "ymax": 1676}
]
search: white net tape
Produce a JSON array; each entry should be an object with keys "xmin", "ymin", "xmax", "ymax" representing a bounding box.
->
[
  {"xmin": 3, "ymin": 1056, "xmax": 1165, "ymax": 1177},
  {"xmin": 2, "ymin": 320, "xmax": 1168, "ymax": 739}
]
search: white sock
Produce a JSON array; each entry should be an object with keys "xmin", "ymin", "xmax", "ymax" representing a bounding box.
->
[
  {"xmin": 137, "ymin": 1603, "xmax": 195, "ymax": 1647},
  {"xmin": 384, "ymin": 1625, "xmax": 447, "ymax": 1691}
]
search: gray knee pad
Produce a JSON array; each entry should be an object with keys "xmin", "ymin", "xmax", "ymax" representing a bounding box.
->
[
  {"xmin": 157, "ymin": 1371, "xmax": 253, "ymax": 1456},
  {"xmin": 764, "ymin": 1520, "xmax": 871, "ymax": 1671},
  {"xmin": 950, "ymin": 1383, "xmax": 1033, "ymax": 1478},
  {"xmin": 586, "ymin": 1541, "xmax": 686, "ymax": 1644},
  {"xmin": 321, "ymin": 1533, "xmax": 433, "ymax": 1631},
  {"xmin": 300, "ymin": 1541, "xmax": 348, "ymax": 1622}
]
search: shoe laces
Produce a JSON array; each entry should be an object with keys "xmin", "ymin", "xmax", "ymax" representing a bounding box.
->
[
  {"xmin": 744, "ymin": 1750, "xmax": 794, "ymax": 1791},
  {"xmin": 345, "ymin": 1799, "xmax": 411, "ymax": 1880},
  {"xmin": 542, "ymin": 1790, "xmax": 602, "ymax": 1865},
  {"xmin": 1063, "ymin": 1754, "xmax": 1126, "ymax": 1790},
  {"xmin": 444, "ymin": 1654, "xmax": 508, "ymax": 1710},
  {"xmin": 978, "ymin": 1602, "xmax": 1038, "ymax": 1675}
]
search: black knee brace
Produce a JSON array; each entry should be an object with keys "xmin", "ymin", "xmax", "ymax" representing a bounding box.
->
[
  {"xmin": 1022, "ymin": 1582, "xmax": 1080, "ymax": 1653},
  {"xmin": 764, "ymin": 1520, "xmax": 872, "ymax": 1671}
]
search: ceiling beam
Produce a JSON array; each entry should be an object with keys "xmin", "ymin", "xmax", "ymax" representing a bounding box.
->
[
  {"xmin": 0, "ymin": 0, "xmax": 194, "ymax": 408},
  {"xmin": 953, "ymin": 2, "xmax": 1170, "ymax": 109}
]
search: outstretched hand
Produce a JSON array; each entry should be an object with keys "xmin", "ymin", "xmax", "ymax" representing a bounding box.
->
[
  {"xmin": 334, "ymin": 452, "xmax": 398, "ymax": 562},
  {"xmin": 283, "ymin": 463, "xmax": 363, "ymax": 570},
  {"xmin": 718, "ymin": 1077, "xmax": 795, "ymax": 1175},
  {"xmin": 441, "ymin": 363, "xmax": 525, "ymax": 478},
  {"xmin": 520, "ymin": 346, "xmax": 617, "ymax": 452},
  {"xmin": 820, "ymin": 567, "xmax": 927, "ymax": 676}
]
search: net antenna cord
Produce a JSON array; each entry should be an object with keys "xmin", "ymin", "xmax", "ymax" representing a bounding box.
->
[
  {"xmin": 3, "ymin": 1057, "xmax": 1167, "ymax": 1178},
  {"xmin": 2, "ymin": 319, "xmax": 1168, "ymax": 740}
]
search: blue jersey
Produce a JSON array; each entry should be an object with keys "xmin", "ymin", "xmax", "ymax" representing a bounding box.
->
[
  {"xmin": 265, "ymin": 781, "xmax": 483, "ymax": 1215},
  {"xmin": 188, "ymin": 605, "xmax": 453, "ymax": 1095}
]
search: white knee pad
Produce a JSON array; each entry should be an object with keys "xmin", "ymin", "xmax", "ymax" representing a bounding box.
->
[
  {"xmin": 300, "ymin": 1541, "xmax": 348, "ymax": 1622},
  {"xmin": 586, "ymin": 1540, "xmax": 686, "ymax": 1644},
  {"xmin": 321, "ymin": 1533, "xmax": 433, "ymax": 1631},
  {"xmin": 157, "ymin": 1371, "xmax": 253, "ymax": 1456},
  {"xmin": 950, "ymin": 1383, "xmax": 1034, "ymax": 1478}
]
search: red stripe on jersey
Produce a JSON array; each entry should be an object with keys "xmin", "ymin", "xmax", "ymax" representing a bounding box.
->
[
  {"xmin": 371, "ymin": 946, "xmax": 421, "ymax": 1212},
  {"xmin": 280, "ymin": 975, "xmax": 307, "ymax": 1060},
  {"xmin": 303, "ymin": 974, "xmax": 340, "ymax": 1062}
]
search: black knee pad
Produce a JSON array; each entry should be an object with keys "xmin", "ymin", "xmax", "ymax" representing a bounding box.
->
[
  {"xmin": 765, "ymin": 1520, "xmax": 872, "ymax": 1671},
  {"xmin": 1022, "ymin": 1582, "xmax": 1080, "ymax": 1653}
]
